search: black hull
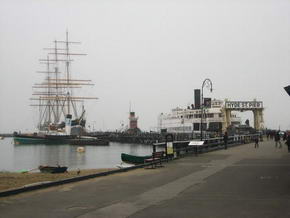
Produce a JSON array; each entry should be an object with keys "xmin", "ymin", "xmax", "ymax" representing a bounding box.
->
[
  {"xmin": 69, "ymin": 138, "xmax": 110, "ymax": 146},
  {"xmin": 38, "ymin": 166, "xmax": 68, "ymax": 173},
  {"xmin": 13, "ymin": 133, "xmax": 77, "ymax": 145}
]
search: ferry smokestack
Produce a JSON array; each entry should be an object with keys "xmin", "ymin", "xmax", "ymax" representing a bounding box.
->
[{"xmin": 194, "ymin": 89, "xmax": 201, "ymax": 109}]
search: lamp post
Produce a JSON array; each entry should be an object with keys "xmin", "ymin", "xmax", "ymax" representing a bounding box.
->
[{"xmin": 200, "ymin": 78, "xmax": 213, "ymax": 141}]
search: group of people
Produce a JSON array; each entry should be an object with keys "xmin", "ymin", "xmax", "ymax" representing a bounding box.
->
[
  {"xmin": 223, "ymin": 130, "xmax": 290, "ymax": 152},
  {"xmin": 256, "ymin": 130, "xmax": 290, "ymax": 152},
  {"xmin": 273, "ymin": 131, "xmax": 290, "ymax": 152}
]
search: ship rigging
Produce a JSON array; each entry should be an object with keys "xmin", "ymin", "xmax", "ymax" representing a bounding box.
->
[{"xmin": 30, "ymin": 32, "xmax": 97, "ymax": 133}]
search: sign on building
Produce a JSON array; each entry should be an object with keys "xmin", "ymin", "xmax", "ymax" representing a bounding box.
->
[{"xmin": 225, "ymin": 101, "xmax": 263, "ymax": 109}]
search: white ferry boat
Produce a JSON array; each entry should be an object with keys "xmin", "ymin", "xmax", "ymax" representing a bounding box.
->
[{"xmin": 157, "ymin": 99, "xmax": 241, "ymax": 135}]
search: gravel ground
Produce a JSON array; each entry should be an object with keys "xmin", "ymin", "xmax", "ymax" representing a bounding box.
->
[{"xmin": 0, "ymin": 168, "xmax": 114, "ymax": 191}]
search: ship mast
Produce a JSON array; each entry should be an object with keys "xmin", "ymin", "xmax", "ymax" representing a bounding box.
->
[
  {"xmin": 46, "ymin": 56, "xmax": 52, "ymax": 124},
  {"xmin": 53, "ymin": 39, "xmax": 60, "ymax": 123},
  {"xmin": 30, "ymin": 32, "xmax": 98, "ymax": 132},
  {"xmin": 53, "ymin": 31, "xmax": 91, "ymax": 118},
  {"xmin": 35, "ymin": 55, "xmax": 56, "ymax": 130},
  {"xmin": 41, "ymin": 39, "xmax": 64, "ymax": 125}
]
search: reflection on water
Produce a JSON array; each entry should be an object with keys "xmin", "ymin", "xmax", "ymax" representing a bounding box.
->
[{"xmin": 0, "ymin": 138, "xmax": 153, "ymax": 172}]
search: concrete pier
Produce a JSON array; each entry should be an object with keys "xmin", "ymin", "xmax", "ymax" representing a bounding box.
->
[{"xmin": 1, "ymin": 139, "xmax": 290, "ymax": 217}]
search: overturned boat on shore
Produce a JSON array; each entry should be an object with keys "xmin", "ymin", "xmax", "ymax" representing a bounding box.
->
[
  {"xmin": 121, "ymin": 153, "xmax": 152, "ymax": 165},
  {"xmin": 38, "ymin": 165, "xmax": 68, "ymax": 174}
]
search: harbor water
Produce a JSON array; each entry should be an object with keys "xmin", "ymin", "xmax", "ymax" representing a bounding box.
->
[{"xmin": 0, "ymin": 138, "xmax": 153, "ymax": 172}]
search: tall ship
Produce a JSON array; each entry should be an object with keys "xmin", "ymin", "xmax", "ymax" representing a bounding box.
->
[
  {"xmin": 157, "ymin": 89, "xmax": 241, "ymax": 137},
  {"xmin": 14, "ymin": 32, "xmax": 97, "ymax": 144}
]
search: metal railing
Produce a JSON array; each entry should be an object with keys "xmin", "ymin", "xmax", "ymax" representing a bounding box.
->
[{"xmin": 171, "ymin": 134, "xmax": 261, "ymax": 156}]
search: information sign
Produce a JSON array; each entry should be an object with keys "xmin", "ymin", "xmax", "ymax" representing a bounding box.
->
[
  {"xmin": 188, "ymin": 141, "xmax": 204, "ymax": 146},
  {"xmin": 166, "ymin": 142, "xmax": 174, "ymax": 155}
]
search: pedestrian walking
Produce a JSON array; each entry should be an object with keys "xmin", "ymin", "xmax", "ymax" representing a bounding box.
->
[
  {"xmin": 283, "ymin": 132, "xmax": 287, "ymax": 141},
  {"xmin": 223, "ymin": 131, "xmax": 228, "ymax": 150},
  {"xmin": 275, "ymin": 131, "xmax": 282, "ymax": 148},
  {"xmin": 254, "ymin": 136, "xmax": 259, "ymax": 148},
  {"xmin": 286, "ymin": 134, "xmax": 290, "ymax": 152},
  {"xmin": 266, "ymin": 131, "xmax": 270, "ymax": 140},
  {"xmin": 270, "ymin": 131, "xmax": 274, "ymax": 140}
]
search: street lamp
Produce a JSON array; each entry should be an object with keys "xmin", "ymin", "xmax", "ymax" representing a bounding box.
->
[{"xmin": 200, "ymin": 78, "xmax": 213, "ymax": 141}]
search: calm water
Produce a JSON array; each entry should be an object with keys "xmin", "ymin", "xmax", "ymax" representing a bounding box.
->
[{"xmin": 0, "ymin": 138, "xmax": 153, "ymax": 172}]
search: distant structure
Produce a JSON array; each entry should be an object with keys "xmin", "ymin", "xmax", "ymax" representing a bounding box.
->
[
  {"xmin": 129, "ymin": 112, "xmax": 138, "ymax": 129},
  {"xmin": 127, "ymin": 112, "xmax": 141, "ymax": 134},
  {"xmin": 223, "ymin": 100, "xmax": 264, "ymax": 131}
]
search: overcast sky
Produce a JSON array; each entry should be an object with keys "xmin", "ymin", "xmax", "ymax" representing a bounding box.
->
[{"xmin": 1, "ymin": 0, "xmax": 290, "ymax": 133}]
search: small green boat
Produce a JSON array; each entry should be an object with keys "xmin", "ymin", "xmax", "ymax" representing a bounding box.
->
[{"xmin": 121, "ymin": 153, "xmax": 152, "ymax": 164}]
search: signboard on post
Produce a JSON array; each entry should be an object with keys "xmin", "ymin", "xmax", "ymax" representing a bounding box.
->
[
  {"xmin": 225, "ymin": 101, "xmax": 263, "ymax": 110},
  {"xmin": 165, "ymin": 133, "xmax": 174, "ymax": 156},
  {"xmin": 166, "ymin": 141, "xmax": 174, "ymax": 155}
]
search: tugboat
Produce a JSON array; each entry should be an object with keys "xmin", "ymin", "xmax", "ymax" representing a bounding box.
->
[{"xmin": 13, "ymin": 32, "xmax": 98, "ymax": 145}]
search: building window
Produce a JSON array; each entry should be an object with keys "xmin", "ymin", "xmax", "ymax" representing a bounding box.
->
[{"xmin": 193, "ymin": 123, "xmax": 200, "ymax": 131}]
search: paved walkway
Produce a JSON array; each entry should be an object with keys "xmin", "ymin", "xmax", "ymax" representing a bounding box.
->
[{"xmin": 1, "ymin": 139, "xmax": 290, "ymax": 218}]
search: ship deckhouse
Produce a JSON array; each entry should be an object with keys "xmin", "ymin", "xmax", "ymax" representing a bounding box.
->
[{"xmin": 158, "ymin": 98, "xmax": 241, "ymax": 135}]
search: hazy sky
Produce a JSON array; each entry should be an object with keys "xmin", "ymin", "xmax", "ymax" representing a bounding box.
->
[{"xmin": 1, "ymin": 0, "xmax": 290, "ymax": 133}]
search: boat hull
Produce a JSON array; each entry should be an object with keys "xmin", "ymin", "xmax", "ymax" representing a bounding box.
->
[
  {"xmin": 13, "ymin": 134, "xmax": 75, "ymax": 145},
  {"xmin": 121, "ymin": 153, "xmax": 151, "ymax": 164},
  {"xmin": 69, "ymin": 138, "xmax": 109, "ymax": 146},
  {"xmin": 14, "ymin": 136, "xmax": 49, "ymax": 145},
  {"xmin": 39, "ymin": 166, "xmax": 68, "ymax": 173}
]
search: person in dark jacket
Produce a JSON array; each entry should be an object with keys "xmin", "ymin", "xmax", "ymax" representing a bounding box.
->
[
  {"xmin": 283, "ymin": 132, "xmax": 287, "ymax": 141},
  {"xmin": 254, "ymin": 136, "xmax": 259, "ymax": 148},
  {"xmin": 223, "ymin": 131, "xmax": 228, "ymax": 150},
  {"xmin": 275, "ymin": 131, "xmax": 282, "ymax": 148},
  {"xmin": 286, "ymin": 134, "xmax": 290, "ymax": 152}
]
